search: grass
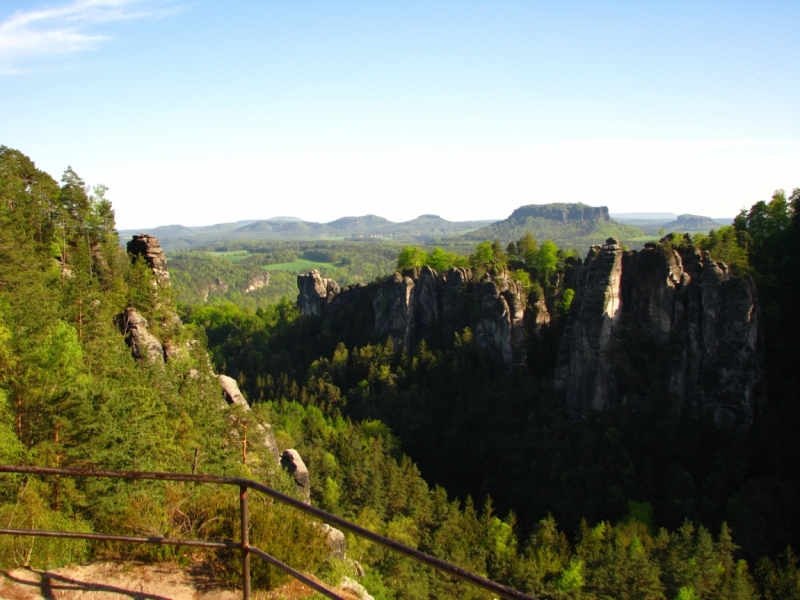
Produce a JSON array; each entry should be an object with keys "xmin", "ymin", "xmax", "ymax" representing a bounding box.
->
[
  {"xmin": 264, "ymin": 258, "xmax": 337, "ymax": 272},
  {"xmin": 206, "ymin": 250, "xmax": 252, "ymax": 262}
]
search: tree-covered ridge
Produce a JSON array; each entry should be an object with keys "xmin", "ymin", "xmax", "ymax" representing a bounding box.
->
[
  {"xmin": 118, "ymin": 214, "xmax": 496, "ymax": 251},
  {"xmin": 165, "ymin": 240, "xmax": 402, "ymax": 309},
  {"xmin": 0, "ymin": 147, "xmax": 331, "ymax": 588}
]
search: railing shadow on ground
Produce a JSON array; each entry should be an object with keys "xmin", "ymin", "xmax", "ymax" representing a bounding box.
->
[
  {"xmin": 3, "ymin": 567, "xmax": 173, "ymax": 600},
  {"xmin": 0, "ymin": 465, "xmax": 538, "ymax": 600}
]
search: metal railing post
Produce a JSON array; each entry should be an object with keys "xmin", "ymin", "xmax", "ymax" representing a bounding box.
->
[{"xmin": 240, "ymin": 484, "xmax": 250, "ymax": 600}]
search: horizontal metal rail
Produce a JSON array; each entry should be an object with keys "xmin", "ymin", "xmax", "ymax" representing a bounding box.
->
[{"xmin": 0, "ymin": 464, "xmax": 538, "ymax": 600}]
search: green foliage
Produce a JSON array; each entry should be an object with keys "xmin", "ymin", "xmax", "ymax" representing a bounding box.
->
[
  {"xmin": 693, "ymin": 225, "xmax": 751, "ymax": 274},
  {"xmin": 534, "ymin": 240, "xmax": 559, "ymax": 280},
  {"xmin": 396, "ymin": 246, "xmax": 429, "ymax": 270},
  {"xmin": 559, "ymin": 288, "xmax": 575, "ymax": 314}
]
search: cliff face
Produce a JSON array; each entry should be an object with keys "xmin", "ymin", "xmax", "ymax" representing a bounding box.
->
[
  {"xmin": 509, "ymin": 204, "xmax": 610, "ymax": 223},
  {"xmin": 555, "ymin": 238, "xmax": 764, "ymax": 429},
  {"xmin": 298, "ymin": 267, "xmax": 532, "ymax": 365}
]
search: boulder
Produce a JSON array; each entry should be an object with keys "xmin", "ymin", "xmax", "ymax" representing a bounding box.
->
[
  {"xmin": 122, "ymin": 307, "xmax": 164, "ymax": 364},
  {"xmin": 339, "ymin": 577, "xmax": 374, "ymax": 600},
  {"xmin": 219, "ymin": 375, "xmax": 249, "ymax": 409},
  {"xmin": 218, "ymin": 375, "xmax": 280, "ymax": 460},
  {"xmin": 280, "ymin": 449, "xmax": 311, "ymax": 503},
  {"xmin": 321, "ymin": 523, "xmax": 347, "ymax": 558}
]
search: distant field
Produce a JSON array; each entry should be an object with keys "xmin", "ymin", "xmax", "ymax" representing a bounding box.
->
[
  {"xmin": 264, "ymin": 258, "xmax": 336, "ymax": 272},
  {"xmin": 206, "ymin": 250, "xmax": 251, "ymax": 262},
  {"xmin": 627, "ymin": 236, "xmax": 660, "ymax": 243}
]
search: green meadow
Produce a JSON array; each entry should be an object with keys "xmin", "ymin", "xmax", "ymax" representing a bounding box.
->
[{"xmin": 263, "ymin": 258, "xmax": 337, "ymax": 272}]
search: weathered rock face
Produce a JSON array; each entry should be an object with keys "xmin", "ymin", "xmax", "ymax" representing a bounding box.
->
[
  {"xmin": 298, "ymin": 266, "xmax": 533, "ymax": 365},
  {"xmin": 218, "ymin": 375, "xmax": 280, "ymax": 460},
  {"xmin": 297, "ymin": 269, "xmax": 340, "ymax": 317},
  {"xmin": 280, "ymin": 449, "xmax": 311, "ymax": 503},
  {"xmin": 122, "ymin": 307, "xmax": 164, "ymax": 364},
  {"xmin": 219, "ymin": 375, "xmax": 249, "ymax": 408},
  {"xmin": 509, "ymin": 204, "xmax": 610, "ymax": 223},
  {"xmin": 244, "ymin": 273, "xmax": 270, "ymax": 293},
  {"xmin": 555, "ymin": 237, "xmax": 764, "ymax": 429},
  {"xmin": 127, "ymin": 234, "xmax": 171, "ymax": 286}
]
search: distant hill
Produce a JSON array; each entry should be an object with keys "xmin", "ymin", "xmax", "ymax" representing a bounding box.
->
[
  {"xmin": 662, "ymin": 214, "xmax": 727, "ymax": 231},
  {"xmin": 459, "ymin": 203, "xmax": 643, "ymax": 248},
  {"xmin": 119, "ymin": 215, "xmax": 496, "ymax": 251},
  {"xmin": 611, "ymin": 213, "xmax": 734, "ymax": 236}
]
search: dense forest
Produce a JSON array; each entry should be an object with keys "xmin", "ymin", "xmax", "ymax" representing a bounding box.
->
[
  {"xmin": 167, "ymin": 240, "xmax": 400, "ymax": 308},
  {"xmin": 2, "ymin": 145, "xmax": 800, "ymax": 598}
]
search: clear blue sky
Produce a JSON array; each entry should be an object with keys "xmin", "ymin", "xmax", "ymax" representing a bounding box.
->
[{"xmin": 1, "ymin": 0, "xmax": 798, "ymax": 229}]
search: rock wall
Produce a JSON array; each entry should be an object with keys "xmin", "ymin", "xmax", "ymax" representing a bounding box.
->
[
  {"xmin": 555, "ymin": 237, "xmax": 764, "ymax": 429},
  {"xmin": 298, "ymin": 267, "xmax": 532, "ymax": 365}
]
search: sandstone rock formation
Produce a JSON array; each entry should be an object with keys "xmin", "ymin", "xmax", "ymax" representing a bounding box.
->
[
  {"xmin": 122, "ymin": 307, "xmax": 164, "ymax": 364},
  {"xmin": 218, "ymin": 375, "xmax": 280, "ymax": 460},
  {"xmin": 339, "ymin": 577, "xmax": 375, "ymax": 600},
  {"xmin": 244, "ymin": 273, "xmax": 270, "ymax": 293},
  {"xmin": 298, "ymin": 266, "xmax": 533, "ymax": 365},
  {"xmin": 555, "ymin": 237, "xmax": 764, "ymax": 429},
  {"xmin": 297, "ymin": 269, "xmax": 339, "ymax": 316},
  {"xmin": 322, "ymin": 524, "xmax": 347, "ymax": 559},
  {"xmin": 219, "ymin": 374, "xmax": 249, "ymax": 408},
  {"xmin": 127, "ymin": 234, "xmax": 171, "ymax": 286},
  {"xmin": 280, "ymin": 449, "xmax": 311, "ymax": 503}
]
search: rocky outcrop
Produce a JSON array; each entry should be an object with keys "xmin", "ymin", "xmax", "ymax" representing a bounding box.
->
[
  {"xmin": 509, "ymin": 203, "xmax": 610, "ymax": 223},
  {"xmin": 244, "ymin": 273, "xmax": 270, "ymax": 293},
  {"xmin": 298, "ymin": 267, "xmax": 533, "ymax": 365},
  {"xmin": 219, "ymin": 375, "xmax": 249, "ymax": 408},
  {"xmin": 555, "ymin": 237, "xmax": 764, "ymax": 429},
  {"xmin": 219, "ymin": 375, "xmax": 280, "ymax": 460},
  {"xmin": 339, "ymin": 577, "xmax": 374, "ymax": 600},
  {"xmin": 280, "ymin": 449, "xmax": 311, "ymax": 503},
  {"xmin": 127, "ymin": 234, "xmax": 171, "ymax": 286},
  {"xmin": 297, "ymin": 270, "xmax": 339, "ymax": 316},
  {"xmin": 122, "ymin": 308, "xmax": 164, "ymax": 364},
  {"xmin": 322, "ymin": 524, "xmax": 347, "ymax": 559}
]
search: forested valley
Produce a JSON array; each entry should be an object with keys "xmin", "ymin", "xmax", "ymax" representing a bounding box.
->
[{"xmin": 1, "ymin": 146, "xmax": 800, "ymax": 599}]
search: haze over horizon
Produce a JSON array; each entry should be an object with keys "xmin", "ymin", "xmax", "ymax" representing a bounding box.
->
[{"xmin": 1, "ymin": 0, "xmax": 798, "ymax": 230}]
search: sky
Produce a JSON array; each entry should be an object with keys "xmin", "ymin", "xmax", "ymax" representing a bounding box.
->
[{"xmin": 1, "ymin": 0, "xmax": 798, "ymax": 229}]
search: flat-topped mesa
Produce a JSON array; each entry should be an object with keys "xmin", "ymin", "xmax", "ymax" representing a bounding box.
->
[
  {"xmin": 297, "ymin": 266, "xmax": 532, "ymax": 366},
  {"xmin": 509, "ymin": 203, "xmax": 610, "ymax": 223},
  {"xmin": 127, "ymin": 234, "xmax": 171, "ymax": 286},
  {"xmin": 555, "ymin": 237, "xmax": 765, "ymax": 429}
]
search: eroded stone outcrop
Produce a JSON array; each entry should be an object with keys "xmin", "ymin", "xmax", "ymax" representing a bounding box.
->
[
  {"xmin": 122, "ymin": 307, "xmax": 164, "ymax": 364},
  {"xmin": 297, "ymin": 269, "xmax": 340, "ymax": 317},
  {"xmin": 219, "ymin": 375, "xmax": 280, "ymax": 460},
  {"xmin": 280, "ymin": 449, "xmax": 311, "ymax": 503},
  {"xmin": 556, "ymin": 237, "xmax": 764, "ymax": 429},
  {"xmin": 127, "ymin": 234, "xmax": 171, "ymax": 286},
  {"xmin": 244, "ymin": 273, "xmax": 270, "ymax": 293},
  {"xmin": 298, "ymin": 266, "xmax": 533, "ymax": 365}
]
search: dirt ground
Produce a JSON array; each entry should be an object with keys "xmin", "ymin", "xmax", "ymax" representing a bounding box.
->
[{"xmin": 0, "ymin": 561, "xmax": 359, "ymax": 600}]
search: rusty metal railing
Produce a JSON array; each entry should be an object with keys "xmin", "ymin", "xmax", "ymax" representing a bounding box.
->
[{"xmin": 0, "ymin": 465, "xmax": 537, "ymax": 600}]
